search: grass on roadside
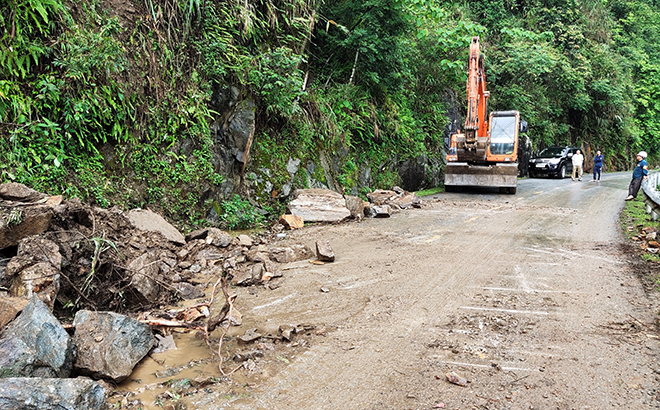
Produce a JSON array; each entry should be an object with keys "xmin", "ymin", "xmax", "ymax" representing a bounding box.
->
[
  {"xmin": 415, "ymin": 187, "xmax": 445, "ymax": 197},
  {"xmin": 621, "ymin": 196, "xmax": 660, "ymax": 264}
]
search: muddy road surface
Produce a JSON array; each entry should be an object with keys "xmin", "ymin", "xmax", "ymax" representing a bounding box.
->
[{"xmin": 123, "ymin": 172, "xmax": 660, "ymax": 409}]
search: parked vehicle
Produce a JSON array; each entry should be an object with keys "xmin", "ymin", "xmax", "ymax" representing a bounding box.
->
[{"xmin": 528, "ymin": 146, "xmax": 578, "ymax": 178}]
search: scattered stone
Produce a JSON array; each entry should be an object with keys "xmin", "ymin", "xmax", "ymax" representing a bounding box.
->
[
  {"xmin": 286, "ymin": 189, "xmax": 351, "ymax": 222},
  {"xmin": 279, "ymin": 325, "xmax": 297, "ymax": 341},
  {"xmin": 269, "ymin": 244, "xmax": 314, "ymax": 263},
  {"xmin": 246, "ymin": 249, "xmax": 269, "ymax": 263},
  {"xmin": 373, "ymin": 205, "xmax": 392, "ymax": 218},
  {"xmin": 279, "ymin": 214, "xmax": 304, "ymax": 230},
  {"xmin": 649, "ymin": 241, "xmax": 660, "ymax": 248},
  {"xmin": 237, "ymin": 234, "xmax": 253, "ymax": 247},
  {"xmin": 445, "ymin": 371, "xmax": 468, "ymax": 387},
  {"xmin": 320, "ymin": 287, "xmax": 330, "ymax": 293},
  {"xmin": 316, "ymin": 240, "xmax": 335, "ymax": 262},
  {"xmin": 155, "ymin": 366, "xmax": 183, "ymax": 379},
  {"xmin": 174, "ymin": 282, "xmax": 205, "ymax": 300},
  {"xmin": 206, "ymin": 228, "xmax": 233, "ymax": 248},
  {"xmin": 233, "ymin": 349, "xmax": 264, "ymax": 362},
  {"xmin": 344, "ymin": 195, "xmax": 365, "ymax": 219},
  {"xmin": 0, "ymin": 377, "xmax": 106, "ymax": 410},
  {"xmin": 0, "ymin": 183, "xmax": 48, "ymax": 203},
  {"xmin": 45, "ymin": 195, "xmax": 63, "ymax": 207},
  {"xmin": 152, "ymin": 334, "xmax": 177, "ymax": 354},
  {"xmin": 238, "ymin": 328, "xmax": 262, "ymax": 343},
  {"xmin": 0, "ymin": 296, "xmax": 75, "ymax": 378},
  {"xmin": 0, "ymin": 206, "xmax": 54, "ymax": 252},
  {"xmin": 391, "ymin": 192, "xmax": 421, "ymax": 209},
  {"xmin": 647, "ymin": 231, "xmax": 657, "ymax": 241},
  {"xmin": 185, "ymin": 228, "xmax": 210, "ymax": 242},
  {"xmin": 73, "ymin": 310, "xmax": 155, "ymax": 383},
  {"xmin": 367, "ymin": 190, "xmax": 399, "ymax": 205}
]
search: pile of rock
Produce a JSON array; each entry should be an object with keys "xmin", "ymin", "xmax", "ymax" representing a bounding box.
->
[
  {"xmin": 284, "ymin": 186, "xmax": 422, "ymax": 223},
  {"xmin": 0, "ymin": 182, "xmax": 418, "ymax": 409},
  {"xmin": 629, "ymin": 225, "xmax": 660, "ymax": 254}
]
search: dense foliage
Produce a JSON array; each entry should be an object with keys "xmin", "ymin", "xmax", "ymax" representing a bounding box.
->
[{"xmin": 1, "ymin": 0, "xmax": 659, "ymax": 228}]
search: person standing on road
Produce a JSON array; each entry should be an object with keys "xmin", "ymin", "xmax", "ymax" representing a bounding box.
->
[
  {"xmin": 572, "ymin": 149, "xmax": 584, "ymax": 181},
  {"xmin": 592, "ymin": 150, "xmax": 603, "ymax": 181},
  {"xmin": 625, "ymin": 151, "xmax": 649, "ymax": 201}
]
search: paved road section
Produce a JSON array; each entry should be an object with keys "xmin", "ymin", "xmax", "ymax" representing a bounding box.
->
[{"xmin": 204, "ymin": 172, "xmax": 660, "ymax": 409}]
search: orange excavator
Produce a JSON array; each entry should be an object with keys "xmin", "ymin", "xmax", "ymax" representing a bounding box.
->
[{"xmin": 445, "ymin": 36, "xmax": 527, "ymax": 194}]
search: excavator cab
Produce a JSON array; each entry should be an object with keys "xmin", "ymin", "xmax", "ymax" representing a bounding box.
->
[{"xmin": 486, "ymin": 111, "xmax": 526, "ymax": 160}]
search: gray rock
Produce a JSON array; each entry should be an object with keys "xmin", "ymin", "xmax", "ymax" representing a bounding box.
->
[
  {"xmin": 152, "ymin": 334, "xmax": 177, "ymax": 354},
  {"xmin": 344, "ymin": 195, "xmax": 365, "ymax": 219},
  {"xmin": 175, "ymin": 282, "xmax": 205, "ymax": 300},
  {"xmin": 185, "ymin": 228, "xmax": 210, "ymax": 242},
  {"xmin": 316, "ymin": 241, "xmax": 335, "ymax": 262},
  {"xmin": 127, "ymin": 209, "xmax": 185, "ymax": 245},
  {"xmin": 1, "ymin": 296, "xmax": 74, "ymax": 378},
  {"xmin": 237, "ymin": 234, "xmax": 253, "ymax": 247},
  {"xmin": 127, "ymin": 252, "xmax": 160, "ymax": 302},
  {"xmin": 286, "ymin": 189, "xmax": 351, "ymax": 222},
  {"xmin": 373, "ymin": 205, "xmax": 392, "ymax": 218},
  {"xmin": 269, "ymin": 244, "xmax": 314, "ymax": 263},
  {"xmin": 206, "ymin": 228, "xmax": 233, "ymax": 248},
  {"xmin": 73, "ymin": 310, "xmax": 155, "ymax": 383},
  {"xmin": 0, "ymin": 377, "xmax": 106, "ymax": 410},
  {"xmin": 7, "ymin": 238, "xmax": 62, "ymax": 309},
  {"xmin": 238, "ymin": 328, "xmax": 262, "ymax": 343}
]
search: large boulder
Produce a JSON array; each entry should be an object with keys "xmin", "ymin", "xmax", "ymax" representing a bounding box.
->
[
  {"xmin": 0, "ymin": 207, "xmax": 54, "ymax": 251},
  {"xmin": 286, "ymin": 189, "xmax": 351, "ymax": 222},
  {"xmin": 73, "ymin": 310, "xmax": 155, "ymax": 383},
  {"xmin": 0, "ymin": 183, "xmax": 47, "ymax": 203},
  {"xmin": 0, "ymin": 297, "xmax": 75, "ymax": 378},
  {"xmin": 127, "ymin": 209, "xmax": 185, "ymax": 245},
  {"xmin": 0, "ymin": 377, "xmax": 106, "ymax": 410}
]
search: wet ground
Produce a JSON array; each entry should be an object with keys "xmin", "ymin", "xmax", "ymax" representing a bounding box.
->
[{"xmin": 113, "ymin": 172, "xmax": 660, "ymax": 409}]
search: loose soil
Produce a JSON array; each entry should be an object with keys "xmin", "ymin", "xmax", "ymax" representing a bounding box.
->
[{"xmin": 111, "ymin": 172, "xmax": 660, "ymax": 410}]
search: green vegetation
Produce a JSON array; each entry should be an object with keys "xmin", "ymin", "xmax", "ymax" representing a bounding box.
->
[
  {"xmin": 217, "ymin": 195, "xmax": 265, "ymax": 230},
  {"xmin": 621, "ymin": 196, "xmax": 660, "ymax": 264},
  {"xmin": 2, "ymin": 0, "xmax": 660, "ymax": 229},
  {"xmin": 416, "ymin": 187, "xmax": 445, "ymax": 197}
]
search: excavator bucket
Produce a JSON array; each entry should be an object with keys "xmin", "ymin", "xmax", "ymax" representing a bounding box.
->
[{"xmin": 444, "ymin": 162, "xmax": 518, "ymax": 194}]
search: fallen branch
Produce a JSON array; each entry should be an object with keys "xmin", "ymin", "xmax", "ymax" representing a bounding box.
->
[{"xmin": 628, "ymin": 314, "xmax": 656, "ymax": 331}]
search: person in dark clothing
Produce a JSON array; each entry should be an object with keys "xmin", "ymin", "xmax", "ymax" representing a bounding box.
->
[
  {"xmin": 592, "ymin": 150, "xmax": 603, "ymax": 181},
  {"xmin": 625, "ymin": 151, "xmax": 648, "ymax": 201}
]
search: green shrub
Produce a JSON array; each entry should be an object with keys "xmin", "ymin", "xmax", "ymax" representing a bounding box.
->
[{"xmin": 219, "ymin": 195, "xmax": 265, "ymax": 230}]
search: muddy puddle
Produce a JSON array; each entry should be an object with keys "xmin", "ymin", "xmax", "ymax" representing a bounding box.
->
[{"xmin": 110, "ymin": 272, "xmax": 322, "ymax": 410}]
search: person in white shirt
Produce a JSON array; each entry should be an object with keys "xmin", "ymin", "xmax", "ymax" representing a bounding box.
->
[{"xmin": 571, "ymin": 149, "xmax": 584, "ymax": 181}]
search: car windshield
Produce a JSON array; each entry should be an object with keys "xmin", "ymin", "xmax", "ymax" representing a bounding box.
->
[{"xmin": 537, "ymin": 147, "xmax": 565, "ymax": 158}]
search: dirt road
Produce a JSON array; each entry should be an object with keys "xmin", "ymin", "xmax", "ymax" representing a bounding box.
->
[{"xmin": 126, "ymin": 173, "xmax": 660, "ymax": 409}]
